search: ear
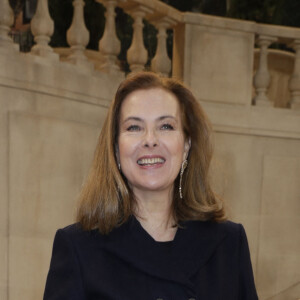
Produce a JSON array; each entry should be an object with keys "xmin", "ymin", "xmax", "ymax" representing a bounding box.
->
[{"xmin": 183, "ymin": 137, "xmax": 191, "ymax": 160}]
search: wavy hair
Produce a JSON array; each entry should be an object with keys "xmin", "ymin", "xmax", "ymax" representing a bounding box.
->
[{"xmin": 77, "ymin": 72, "xmax": 226, "ymax": 234}]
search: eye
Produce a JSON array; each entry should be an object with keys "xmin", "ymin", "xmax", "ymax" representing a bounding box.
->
[
  {"xmin": 161, "ymin": 123, "xmax": 174, "ymax": 130},
  {"xmin": 127, "ymin": 125, "xmax": 141, "ymax": 131}
]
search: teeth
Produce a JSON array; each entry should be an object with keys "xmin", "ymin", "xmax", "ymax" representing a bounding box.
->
[{"xmin": 137, "ymin": 158, "xmax": 165, "ymax": 165}]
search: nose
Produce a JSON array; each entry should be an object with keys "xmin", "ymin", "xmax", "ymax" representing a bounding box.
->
[{"xmin": 143, "ymin": 129, "xmax": 159, "ymax": 148}]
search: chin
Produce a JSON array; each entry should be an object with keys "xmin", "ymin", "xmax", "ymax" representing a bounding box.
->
[{"xmin": 134, "ymin": 182, "xmax": 173, "ymax": 193}]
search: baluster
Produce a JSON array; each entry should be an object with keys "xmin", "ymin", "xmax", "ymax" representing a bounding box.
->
[
  {"xmin": 127, "ymin": 6, "xmax": 152, "ymax": 73},
  {"xmin": 98, "ymin": 0, "xmax": 121, "ymax": 73},
  {"xmin": 253, "ymin": 35, "xmax": 276, "ymax": 106},
  {"xmin": 31, "ymin": 0, "xmax": 58, "ymax": 59},
  {"xmin": 67, "ymin": 0, "xmax": 93, "ymax": 70},
  {"xmin": 0, "ymin": 0, "xmax": 16, "ymax": 53},
  {"xmin": 151, "ymin": 18, "xmax": 175, "ymax": 77},
  {"xmin": 289, "ymin": 39, "xmax": 300, "ymax": 110}
]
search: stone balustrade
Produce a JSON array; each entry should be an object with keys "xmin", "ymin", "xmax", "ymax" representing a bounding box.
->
[
  {"xmin": 66, "ymin": 0, "xmax": 94, "ymax": 70},
  {"xmin": 254, "ymin": 23, "xmax": 300, "ymax": 109},
  {"xmin": 0, "ymin": 0, "xmax": 17, "ymax": 54},
  {"xmin": 116, "ymin": 0, "xmax": 181, "ymax": 75},
  {"xmin": 1, "ymin": 0, "xmax": 300, "ymax": 109},
  {"xmin": 0, "ymin": 0, "xmax": 181, "ymax": 76},
  {"xmin": 97, "ymin": 0, "xmax": 121, "ymax": 73},
  {"xmin": 253, "ymin": 35, "xmax": 277, "ymax": 107},
  {"xmin": 30, "ymin": 0, "xmax": 58, "ymax": 60}
]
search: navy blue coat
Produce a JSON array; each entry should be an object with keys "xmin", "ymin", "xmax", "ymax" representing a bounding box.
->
[{"xmin": 43, "ymin": 217, "xmax": 258, "ymax": 300}]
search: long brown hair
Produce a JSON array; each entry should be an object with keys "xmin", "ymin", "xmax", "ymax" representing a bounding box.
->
[{"xmin": 77, "ymin": 72, "xmax": 226, "ymax": 234}]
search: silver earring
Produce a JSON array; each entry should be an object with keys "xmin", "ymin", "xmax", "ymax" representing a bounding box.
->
[
  {"xmin": 118, "ymin": 163, "xmax": 121, "ymax": 170},
  {"xmin": 179, "ymin": 160, "xmax": 188, "ymax": 199}
]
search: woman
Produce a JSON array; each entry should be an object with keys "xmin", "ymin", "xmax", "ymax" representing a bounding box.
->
[{"xmin": 44, "ymin": 72, "xmax": 258, "ymax": 300}]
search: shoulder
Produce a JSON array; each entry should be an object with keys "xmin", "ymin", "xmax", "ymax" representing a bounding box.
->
[
  {"xmin": 185, "ymin": 219, "xmax": 247, "ymax": 247},
  {"xmin": 217, "ymin": 220, "xmax": 248, "ymax": 243},
  {"xmin": 208, "ymin": 220, "xmax": 249, "ymax": 250},
  {"xmin": 54, "ymin": 223, "xmax": 104, "ymax": 246},
  {"xmin": 216, "ymin": 220, "xmax": 244, "ymax": 235},
  {"xmin": 59, "ymin": 223, "xmax": 85, "ymax": 235},
  {"xmin": 192, "ymin": 220, "xmax": 250, "ymax": 256},
  {"xmin": 57, "ymin": 223, "xmax": 86, "ymax": 238},
  {"xmin": 187, "ymin": 219, "xmax": 243, "ymax": 235}
]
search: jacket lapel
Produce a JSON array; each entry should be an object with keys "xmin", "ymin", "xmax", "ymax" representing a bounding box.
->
[{"xmin": 102, "ymin": 217, "xmax": 228, "ymax": 291}]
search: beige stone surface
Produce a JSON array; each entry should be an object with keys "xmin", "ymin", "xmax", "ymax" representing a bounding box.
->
[
  {"xmin": 117, "ymin": 0, "xmax": 182, "ymax": 23},
  {"xmin": 0, "ymin": 106, "xmax": 9, "ymax": 297},
  {"xmin": 253, "ymin": 49, "xmax": 294, "ymax": 108},
  {"xmin": 211, "ymin": 131, "xmax": 300, "ymax": 299},
  {"xmin": 256, "ymin": 22, "xmax": 300, "ymax": 41},
  {"xmin": 0, "ymin": 237, "xmax": 8, "ymax": 298},
  {"xmin": 8, "ymin": 112, "xmax": 99, "ymax": 237},
  {"xmin": 202, "ymin": 102, "xmax": 300, "ymax": 139},
  {"xmin": 9, "ymin": 237, "xmax": 53, "ymax": 300},
  {"xmin": 173, "ymin": 13, "xmax": 255, "ymax": 106},
  {"xmin": 0, "ymin": 46, "xmax": 122, "ymax": 299},
  {"xmin": 257, "ymin": 156, "xmax": 300, "ymax": 299},
  {"xmin": 267, "ymin": 282, "xmax": 300, "ymax": 300},
  {"xmin": 182, "ymin": 25, "xmax": 254, "ymax": 105},
  {"xmin": 211, "ymin": 133, "xmax": 264, "ymax": 274},
  {"xmin": 0, "ymin": 52, "xmax": 123, "ymax": 106}
]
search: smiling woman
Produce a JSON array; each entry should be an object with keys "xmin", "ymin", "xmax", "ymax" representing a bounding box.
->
[
  {"xmin": 43, "ymin": 72, "xmax": 258, "ymax": 300},
  {"xmin": 77, "ymin": 72, "xmax": 225, "ymax": 233}
]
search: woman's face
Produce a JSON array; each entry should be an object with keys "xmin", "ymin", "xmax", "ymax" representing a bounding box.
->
[{"xmin": 118, "ymin": 88, "xmax": 190, "ymax": 197}]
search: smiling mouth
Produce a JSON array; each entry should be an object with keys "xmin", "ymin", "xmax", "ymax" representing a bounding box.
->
[{"xmin": 137, "ymin": 157, "xmax": 165, "ymax": 166}]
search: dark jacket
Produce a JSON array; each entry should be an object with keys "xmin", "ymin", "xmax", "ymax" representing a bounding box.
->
[{"xmin": 43, "ymin": 217, "xmax": 258, "ymax": 300}]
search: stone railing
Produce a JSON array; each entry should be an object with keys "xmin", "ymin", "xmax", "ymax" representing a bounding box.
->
[
  {"xmin": 0, "ymin": 0, "xmax": 181, "ymax": 76},
  {"xmin": 253, "ymin": 24, "xmax": 300, "ymax": 110},
  {"xmin": 171, "ymin": 13, "xmax": 300, "ymax": 110},
  {"xmin": 98, "ymin": 0, "xmax": 181, "ymax": 75},
  {"xmin": 1, "ymin": 0, "xmax": 300, "ymax": 110}
]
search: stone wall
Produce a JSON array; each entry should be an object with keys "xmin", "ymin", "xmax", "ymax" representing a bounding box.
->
[{"xmin": 0, "ymin": 50, "xmax": 124, "ymax": 299}]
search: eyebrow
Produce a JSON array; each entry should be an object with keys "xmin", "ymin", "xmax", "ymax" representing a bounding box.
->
[{"xmin": 122, "ymin": 115, "xmax": 177, "ymax": 124}]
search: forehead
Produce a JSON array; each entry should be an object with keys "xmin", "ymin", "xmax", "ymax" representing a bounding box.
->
[{"xmin": 120, "ymin": 88, "xmax": 180, "ymax": 119}]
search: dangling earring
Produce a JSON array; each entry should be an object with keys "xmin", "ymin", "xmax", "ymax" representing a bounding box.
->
[
  {"xmin": 118, "ymin": 162, "xmax": 121, "ymax": 170},
  {"xmin": 179, "ymin": 160, "xmax": 188, "ymax": 199}
]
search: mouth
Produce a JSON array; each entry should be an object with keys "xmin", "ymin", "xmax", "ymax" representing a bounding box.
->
[{"xmin": 137, "ymin": 157, "xmax": 165, "ymax": 166}]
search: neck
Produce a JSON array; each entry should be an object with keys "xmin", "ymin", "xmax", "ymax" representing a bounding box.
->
[{"xmin": 133, "ymin": 188, "xmax": 177, "ymax": 242}]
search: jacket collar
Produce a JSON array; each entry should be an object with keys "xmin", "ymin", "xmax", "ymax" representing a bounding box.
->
[{"xmin": 102, "ymin": 216, "xmax": 228, "ymax": 291}]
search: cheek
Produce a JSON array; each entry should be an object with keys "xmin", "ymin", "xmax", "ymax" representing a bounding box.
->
[
  {"xmin": 118, "ymin": 137, "xmax": 138, "ymax": 162},
  {"xmin": 163, "ymin": 136, "xmax": 185, "ymax": 162},
  {"xmin": 171, "ymin": 135, "xmax": 185, "ymax": 152},
  {"xmin": 118, "ymin": 139, "xmax": 129, "ymax": 159}
]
